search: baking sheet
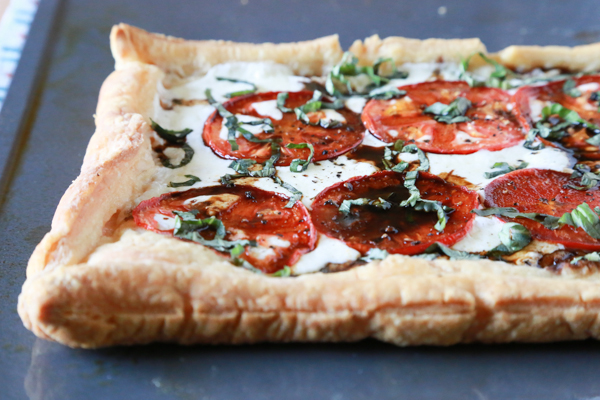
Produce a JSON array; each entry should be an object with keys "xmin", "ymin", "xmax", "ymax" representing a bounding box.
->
[{"xmin": 2, "ymin": 0, "xmax": 600, "ymax": 398}]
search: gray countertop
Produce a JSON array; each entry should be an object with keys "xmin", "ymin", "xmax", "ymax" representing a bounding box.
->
[{"xmin": 2, "ymin": 0, "xmax": 600, "ymax": 398}]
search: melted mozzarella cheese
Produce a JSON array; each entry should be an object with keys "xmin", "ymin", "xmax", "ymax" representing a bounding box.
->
[
  {"xmin": 528, "ymin": 98, "xmax": 548, "ymax": 121},
  {"xmin": 247, "ymin": 235, "xmax": 292, "ymax": 261},
  {"xmin": 362, "ymin": 133, "xmax": 388, "ymax": 147},
  {"xmin": 452, "ymin": 216, "xmax": 504, "ymax": 252},
  {"xmin": 166, "ymin": 62, "xmax": 307, "ymax": 103},
  {"xmin": 577, "ymin": 82, "xmax": 600, "ymax": 92},
  {"xmin": 252, "ymin": 100, "xmax": 283, "ymax": 120},
  {"xmin": 319, "ymin": 109, "xmax": 346, "ymax": 123},
  {"xmin": 292, "ymin": 235, "xmax": 361, "ymax": 275},
  {"xmin": 345, "ymin": 96, "xmax": 367, "ymax": 113},
  {"xmin": 453, "ymin": 130, "xmax": 482, "ymax": 144},
  {"xmin": 153, "ymin": 214, "xmax": 176, "ymax": 231}
]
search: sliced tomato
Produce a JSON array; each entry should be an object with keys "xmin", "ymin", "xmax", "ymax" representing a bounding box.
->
[
  {"xmin": 203, "ymin": 91, "xmax": 365, "ymax": 166},
  {"xmin": 513, "ymin": 75, "xmax": 600, "ymax": 159},
  {"xmin": 133, "ymin": 185, "xmax": 316, "ymax": 273},
  {"xmin": 361, "ymin": 81, "xmax": 525, "ymax": 154},
  {"xmin": 310, "ymin": 170, "xmax": 479, "ymax": 255},
  {"xmin": 484, "ymin": 168, "xmax": 600, "ymax": 250}
]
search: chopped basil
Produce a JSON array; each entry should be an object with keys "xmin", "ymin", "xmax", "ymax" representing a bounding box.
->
[
  {"xmin": 566, "ymin": 164, "xmax": 600, "ymax": 191},
  {"xmin": 270, "ymin": 266, "xmax": 292, "ymax": 277},
  {"xmin": 459, "ymin": 54, "xmax": 478, "ymax": 87},
  {"xmin": 562, "ymin": 79, "xmax": 582, "ymax": 98},
  {"xmin": 459, "ymin": 52, "xmax": 513, "ymax": 89},
  {"xmin": 229, "ymin": 243, "xmax": 263, "ymax": 273},
  {"xmin": 368, "ymin": 86, "xmax": 406, "ymax": 100},
  {"xmin": 571, "ymin": 251, "xmax": 600, "ymax": 264},
  {"xmin": 558, "ymin": 203, "xmax": 600, "ymax": 239},
  {"xmin": 402, "ymin": 144, "xmax": 430, "ymax": 172},
  {"xmin": 400, "ymin": 171, "xmax": 421, "ymax": 207},
  {"xmin": 484, "ymin": 161, "xmax": 528, "ymax": 179},
  {"xmin": 338, "ymin": 170, "xmax": 450, "ymax": 232},
  {"xmin": 272, "ymin": 176, "xmax": 303, "ymax": 208},
  {"xmin": 286, "ymin": 142, "xmax": 315, "ymax": 172},
  {"xmin": 228, "ymin": 158, "xmax": 257, "ymax": 174},
  {"xmin": 277, "ymin": 92, "xmax": 293, "ymax": 113},
  {"xmin": 338, "ymin": 197, "xmax": 391, "ymax": 214},
  {"xmin": 205, "ymin": 88, "xmax": 275, "ymax": 151},
  {"xmin": 294, "ymin": 90, "xmax": 344, "ymax": 128},
  {"xmin": 492, "ymin": 222, "xmax": 532, "ymax": 253},
  {"xmin": 524, "ymin": 103, "xmax": 600, "ymax": 149},
  {"xmin": 424, "ymin": 97, "xmax": 472, "ymax": 124},
  {"xmin": 360, "ymin": 248, "xmax": 390, "ymax": 262},
  {"xmin": 150, "ymin": 120, "xmax": 196, "ymax": 169},
  {"xmin": 423, "ymin": 242, "xmax": 481, "ymax": 260},
  {"xmin": 173, "ymin": 211, "xmax": 256, "ymax": 252},
  {"xmin": 479, "ymin": 53, "xmax": 513, "ymax": 89},
  {"xmin": 234, "ymin": 119, "xmax": 275, "ymax": 144},
  {"xmin": 382, "ymin": 140, "xmax": 429, "ymax": 173},
  {"xmin": 398, "ymin": 169, "xmax": 453, "ymax": 232},
  {"xmin": 220, "ymin": 142, "xmax": 303, "ymax": 208},
  {"xmin": 150, "ymin": 119, "xmax": 192, "ymax": 145},
  {"xmin": 159, "ymin": 143, "xmax": 195, "ymax": 169},
  {"xmin": 523, "ymin": 121, "xmax": 569, "ymax": 150},
  {"xmin": 216, "ymin": 76, "xmax": 257, "ymax": 98},
  {"xmin": 326, "ymin": 52, "xmax": 408, "ymax": 97},
  {"xmin": 168, "ymin": 174, "xmax": 201, "ymax": 188},
  {"xmin": 413, "ymin": 199, "xmax": 453, "ymax": 231},
  {"xmin": 542, "ymin": 103, "xmax": 598, "ymax": 129}
]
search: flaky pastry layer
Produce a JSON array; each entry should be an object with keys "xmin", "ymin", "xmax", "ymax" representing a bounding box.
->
[{"xmin": 18, "ymin": 24, "xmax": 600, "ymax": 348}]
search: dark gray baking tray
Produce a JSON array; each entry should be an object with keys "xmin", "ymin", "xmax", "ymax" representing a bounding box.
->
[{"xmin": 3, "ymin": 0, "xmax": 600, "ymax": 399}]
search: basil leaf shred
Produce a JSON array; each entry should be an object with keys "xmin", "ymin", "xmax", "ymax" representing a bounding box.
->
[
  {"xmin": 484, "ymin": 161, "xmax": 528, "ymax": 179},
  {"xmin": 168, "ymin": 174, "xmax": 201, "ymax": 188}
]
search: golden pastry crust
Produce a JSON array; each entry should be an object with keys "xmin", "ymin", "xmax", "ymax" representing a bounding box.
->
[
  {"xmin": 110, "ymin": 23, "xmax": 343, "ymax": 77},
  {"xmin": 496, "ymin": 43, "xmax": 600, "ymax": 72},
  {"xmin": 18, "ymin": 25, "xmax": 600, "ymax": 348},
  {"xmin": 349, "ymin": 34, "xmax": 487, "ymax": 65}
]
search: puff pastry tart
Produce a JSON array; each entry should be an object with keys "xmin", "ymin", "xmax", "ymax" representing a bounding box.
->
[{"xmin": 18, "ymin": 24, "xmax": 600, "ymax": 348}]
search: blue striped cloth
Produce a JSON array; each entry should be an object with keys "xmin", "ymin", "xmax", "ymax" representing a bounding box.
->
[{"xmin": 0, "ymin": 0, "xmax": 39, "ymax": 111}]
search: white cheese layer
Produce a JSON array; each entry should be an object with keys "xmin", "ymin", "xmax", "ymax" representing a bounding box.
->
[
  {"xmin": 292, "ymin": 235, "xmax": 361, "ymax": 275},
  {"xmin": 452, "ymin": 216, "xmax": 505, "ymax": 252},
  {"xmin": 167, "ymin": 62, "xmax": 307, "ymax": 103},
  {"xmin": 252, "ymin": 100, "xmax": 283, "ymax": 120}
]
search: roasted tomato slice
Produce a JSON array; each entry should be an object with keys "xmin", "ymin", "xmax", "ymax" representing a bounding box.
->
[
  {"xmin": 513, "ymin": 75, "xmax": 600, "ymax": 159},
  {"xmin": 203, "ymin": 91, "xmax": 365, "ymax": 166},
  {"xmin": 133, "ymin": 185, "xmax": 316, "ymax": 273},
  {"xmin": 310, "ymin": 170, "xmax": 479, "ymax": 255},
  {"xmin": 361, "ymin": 81, "xmax": 525, "ymax": 154},
  {"xmin": 484, "ymin": 168, "xmax": 600, "ymax": 250}
]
